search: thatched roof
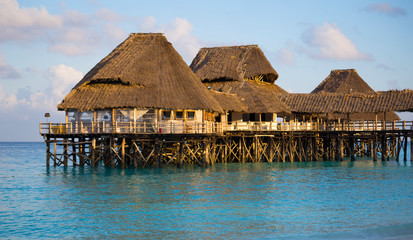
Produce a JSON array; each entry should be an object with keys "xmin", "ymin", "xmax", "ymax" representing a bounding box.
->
[
  {"xmin": 58, "ymin": 33, "xmax": 223, "ymax": 112},
  {"xmin": 310, "ymin": 69, "xmax": 400, "ymax": 120},
  {"xmin": 278, "ymin": 90, "xmax": 413, "ymax": 116},
  {"xmin": 190, "ymin": 45, "xmax": 288, "ymax": 113},
  {"xmin": 190, "ymin": 45, "xmax": 279, "ymax": 83},
  {"xmin": 312, "ymin": 69, "xmax": 375, "ymax": 94},
  {"xmin": 205, "ymin": 79, "xmax": 290, "ymax": 114},
  {"xmin": 208, "ymin": 91, "xmax": 247, "ymax": 112}
]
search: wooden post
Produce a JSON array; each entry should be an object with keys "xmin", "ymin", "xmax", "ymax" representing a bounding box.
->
[
  {"xmin": 349, "ymin": 134, "xmax": 355, "ymax": 161},
  {"xmin": 202, "ymin": 140, "xmax": 210, "ymax": 167},
  {"xmin": 80, "ymin": 138, "xmax": 85, "ymax": 166},
  {"xmin": 381, "ymin": 134, "xmax": 386, "ymax": 161},
  {"xmin": 53, "ymin": 142, "xmax": 57, "ymax": 166},
  {"xmin": 339, "ymin": 136, "xmax": 344, "ymax": 161},
  {"xmin": 323, "ymin": 137, "xmax": 328, "ymax": 161},
  {"xmin": 63, "ymin": 141, "xmax": 68, "ymax": 166},
  {"xmin": 46, "ymin": 139, "xmax": 50, "ymax": 166},
  {"xmin": 91, "ymin": 139, "xmax": 96, "ymax": 167},
  {"xmin": 121, "ymin": 138, "xmax": 126, "ymax": 168},
  {"xmin": 177, "ymin": 142, "xmax": 184, "ymax": 167},
  {"xmin": 373, "ymin": 134, "xmax": 378, "ymax": 161},
  {"xmin": 403, "ymin": 134, "xmax": 408, "ymax": 162},
  {"xmin": 155, "ymin": 141, "xmax": 162, "ymax": 167},
  {"xmin": 411, "ymin": 135, "xmax": 413, "ymax": 161}
]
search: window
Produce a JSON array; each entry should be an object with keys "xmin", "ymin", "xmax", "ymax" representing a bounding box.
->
[
  {"xmin": 186, "ymin": 111, "xmax": 195, "ymax": 120},
  {"xmin": 175, "ymin": 110, "xmax": 184, "ymax": 120},
  {"xmin": 162, "ymin": 110, "xmax": 171, "ymax": 120}
]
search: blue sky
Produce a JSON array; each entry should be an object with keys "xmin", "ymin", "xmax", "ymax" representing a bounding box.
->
[{"xmin": 0, "ymin": 0, "xmax": 412, "ymax": 141}]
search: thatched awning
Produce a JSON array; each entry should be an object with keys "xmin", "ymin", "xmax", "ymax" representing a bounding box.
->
[
  {"xmin": 209, "ymin": 91, "xmax": 247, "ymax": 112},
  {"xmin": 58, "ymin": 33, "xmax": 223, "ymax": 112},
  {"xmin": 278, "ymin": 90, "xmax": 413, "ymax": 114},
  {"xmin": 190, "ymin": 45, "xmax": 279, "ymax": 83},
  {"xmin": 206, "ymin": 79, "xmax": 290, "ymax": 114}
]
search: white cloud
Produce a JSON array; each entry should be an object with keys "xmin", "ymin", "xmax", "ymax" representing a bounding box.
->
[
  {"xmin": 0, "ymin": 64, "xmax": 82, "ymax": 113},
  {"xmin": 365, "ymin": 3, "xmax": 407, "ymax": 17},
  {"xmin": 0, "ymin": 55, "xmax": 21, "ymax": 79},
  {"xmin": 47, "ymin": 64, "xmax": 83, "ymax": 100},
  {"xmin": 140, "ymin": 17, "xmax": 201, "ymax": 63},
  {"xmin": 0, "ymin": 85, "xmax": 25, "ymax": 110},
  {"xmin": 140, "ymin": 16, "xmax": 157, "ymax": 32},
  {"xmin": 301, "ymin": 22, "xmax": 370, "ymax": 61},
  {"xmin": 276, "ymin": 48, "xmax": 295, "ymax": 65},
  {"xmin": 0, "ymin": 0, "xmax": 62, "ymax": 41},
  {"xmin": 0, "ymin": 1, "xmax": 127, "ymax": 56}
]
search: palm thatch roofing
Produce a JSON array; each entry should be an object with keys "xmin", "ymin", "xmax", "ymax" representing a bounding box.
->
[
  {"xmin": 277, "ymin": 90, "xmax": 413, "ymax": 115},
  {"xmin": 57, "ymin": 33, "xmax": 222, "ymax": 112},
  {"xmin": 208, "ymin": 91, "xmax": 247, "ymax": 112},
  {"xmin": 190, "ymin": 45, "xmax": 289, "ymax": 113},
  {"xmin": 310, "ymin": 69, "xmax": 399, "ymax": 120},
  {"xmin": 205, "ymin": 79, "xmax": 290, "ymax": 113},
  {"xmin": 190, "ymin": 45, "xmax": 279, "ymax": 83},
  {"xmin": 312, "ymin": 69, "xmax": 375, "ymax": 94}
]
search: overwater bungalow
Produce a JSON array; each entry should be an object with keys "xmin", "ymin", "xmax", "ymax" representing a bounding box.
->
[
  {"xmin": 56, "ymin": 33, "xmax": 223, "ymax": 134},
  {"xmin": 278, "ymin": 90, "xmax": 413, "ymax": 130},
  {"xmin": 190, "ymin": 45, "xmax": 290, "ymax": 131},
  {"xmin": 39, "ymin": 34, "xmax": 413, "ymax": 167},
  {"xmin": 310, "ymin": 69, "xmax": 400, "ymax": 121}
]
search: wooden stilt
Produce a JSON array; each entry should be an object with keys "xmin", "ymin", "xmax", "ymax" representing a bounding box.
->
[
  {"xmin": 63, "ymin": 141, "xmax": 68, "ymax": 166},
  {"xmin": 403, "ymin": 134, "xmax": 408, "ymax": 162},
  {"xmin": 46, "ymin": 139, "xmax": 50, "ymax": 166},
  {"xmin": 381, "ymin": 134, "xmax": 386, "ymax": 161},
  {"xmin": 349, "ymin": 134, "xmax": 355, "ymax": 161},
  {"xmin": 396, "ymin": 134, "xmax": 401, "ymax": 161},
  {"xmin": 121, "ymin": 138, "xmax": 126, "ymax": 168},
  {"xmin": 373, "ymin": 134, "xmax": 378, "ymax": 161}
]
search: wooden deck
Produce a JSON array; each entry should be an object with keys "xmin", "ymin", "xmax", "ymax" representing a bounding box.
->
[
  {"xmin": 40, "ymin": 120, "xmax": 413, "ymax": 135},
  {"xmin": 40, "ymin": 120, "xmax": 413, "ymax": 167}
]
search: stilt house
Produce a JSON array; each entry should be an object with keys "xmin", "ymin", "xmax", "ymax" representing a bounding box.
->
[
  {"xmin": 311, "ymin": 69, "xmax": 399, "ymax": 121},
  {"xmin": 57, "ymin": 33, "xmax": 223, "ymax": 134},
  {"xmin": 190, "ymin": 45, "xmax": 290, "ymax": 130}
]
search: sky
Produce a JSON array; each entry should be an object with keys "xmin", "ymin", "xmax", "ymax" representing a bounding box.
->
[{"xmin": 0, "ymin": 0, "xmax": 412, "ymax": 141}]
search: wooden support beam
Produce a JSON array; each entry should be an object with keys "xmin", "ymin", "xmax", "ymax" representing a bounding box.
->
[
  {"xmin": 349, "ymin": 134, "xmax": 355, "ymax": 161},
  {"xmin": 403, "ymin": 134, "xmax": 408, "ymax": 162},
  {"xmin": 373, "ymin": 133, "xmax": 378, "ymax": 161},
  {"xmin": 381, "ymin": 134, "xmax": 386, "ymax": 161},
  {"xmin": 121, "ymin": 138, "xmax": 126, "ymax": 168},
  {"xmin": 46, "ymin": 139, "xmax": 50, "ymax": 166},
  {"xmin": 63, "ymin": 141, "xmax": 68, "ymax": 166}
]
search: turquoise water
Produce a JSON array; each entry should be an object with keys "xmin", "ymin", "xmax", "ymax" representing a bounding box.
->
[{"xmin": 1, "ymin": 142, "xmax": 413, "ymax": 239}]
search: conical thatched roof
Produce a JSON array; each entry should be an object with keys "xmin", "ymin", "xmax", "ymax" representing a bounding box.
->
[
  {"xmin": 190, "ymin": 45, "xmax": 279, "ymax": 83},
  {"xmin": 312, "ymin": 69, "xmax": 375, "ymax": 94},
  {"xmin": 190, "ymin": 45, "xmax": 289, "ymax": 113},
  {"xmin": 310, "ymin": 69, "xmax": 399, "ymax": 120},
  {"xmin": 58, "ymin": 33, "xmax": 222, "ymax": 112}
]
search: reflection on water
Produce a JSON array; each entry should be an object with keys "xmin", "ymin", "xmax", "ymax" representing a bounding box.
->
[{"xmin": 0, "ymin": 142, "xmax": 412, "ymax": 239}]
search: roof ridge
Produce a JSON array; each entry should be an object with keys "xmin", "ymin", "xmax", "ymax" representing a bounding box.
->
[{"xmin": 199, "ymin": 45, "xmax": 258, "ymax": 50}]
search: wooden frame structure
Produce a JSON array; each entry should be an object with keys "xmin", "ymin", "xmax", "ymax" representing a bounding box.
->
[{"xmin": 42, "ymin": 120, "xmax": 413, "ymax": 167}]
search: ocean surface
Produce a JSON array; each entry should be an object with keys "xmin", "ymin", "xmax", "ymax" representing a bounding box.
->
[{"xmin": 0, "ymin": 142, "xmax": 413, "ymax": 239}]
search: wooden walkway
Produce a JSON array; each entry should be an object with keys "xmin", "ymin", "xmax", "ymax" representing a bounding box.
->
[{"xmin": 42, "ymin": 126, "xmax": 413, "ymax": 168}]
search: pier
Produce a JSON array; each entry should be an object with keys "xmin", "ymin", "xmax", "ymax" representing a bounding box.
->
[{"xmin": 40, "ymin": 120, "xmax": 413, "ymax": 167}]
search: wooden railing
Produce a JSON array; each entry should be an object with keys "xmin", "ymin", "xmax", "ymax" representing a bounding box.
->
[
  {"xmin": 225, "ymin": 120, "xmax": 413, "ymax": 132},
  {"xmin": 40, "ymin": 121, "xmax": 223, "ymax": 135},
  {"xmin": 40, "ymin": 120, "xmax": 413, "ymax": 135}
]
